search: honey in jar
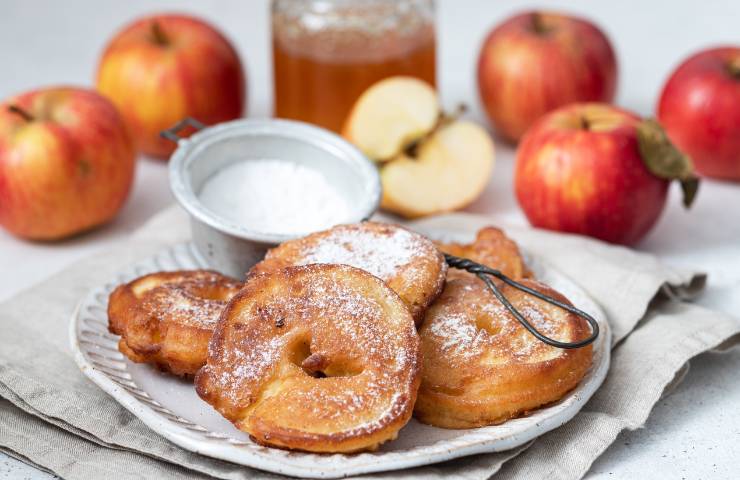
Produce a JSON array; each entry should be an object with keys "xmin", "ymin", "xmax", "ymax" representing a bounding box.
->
[{"xmin": 272, "ymin": 0, "xmax": 436, "ymax": 132}]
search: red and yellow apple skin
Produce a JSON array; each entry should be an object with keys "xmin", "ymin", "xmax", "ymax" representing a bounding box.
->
[
  {"xmin": 477, "ymin": 11, "xmax": 617, "ymax": 143},
  {"xmin": 0, "ymin": 87, "xmax": 135, "ymax": 240},
  {"xmin": 658, "ymin": 46, "xmax": 740, "ymax": 181},
  {"xmin": 97, "ymin": 14, "xmax": 245, "ymax": 159},
  {"xmin": 515, "ymin": 103, "xmax": 668, "ymax": 245}
]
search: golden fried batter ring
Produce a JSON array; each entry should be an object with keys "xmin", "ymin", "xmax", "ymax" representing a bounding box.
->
[
  {"xmin": 250, "ymin": 222, "xmax": 447, "ymax": 324},
  {"xmin": 108, "ymin": 270, "xmax": 242, "ymax": 377},
  {"xmin": 437, "ymin": 226, "xmax": 531, "ymax": 281},
  {"xmin": 195, "ymin": 264, "xmax": 421, "ymax": 453},
  {"xmin": 415, "ymin": 277, "xmax": 593, "ymax": 429}
]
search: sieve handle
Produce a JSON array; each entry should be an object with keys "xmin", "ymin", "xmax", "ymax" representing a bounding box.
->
[{"xmin": 160, "ymin": 117, "xmax": 206, "ymax": 143}]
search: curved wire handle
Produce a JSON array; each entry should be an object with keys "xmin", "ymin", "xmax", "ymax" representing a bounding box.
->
[
  {"xmin": 160, "ymin": 117, "xmax": 206, "ymax": 143},
  {"xmin": 445, "ymin": 254, "xmax": 599, "ymax": 349}
]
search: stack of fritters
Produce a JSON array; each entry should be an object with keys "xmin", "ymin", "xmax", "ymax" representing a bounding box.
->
[{"xmin": 107, "ymin": 221, "xmax": 593, "ymax": 453}]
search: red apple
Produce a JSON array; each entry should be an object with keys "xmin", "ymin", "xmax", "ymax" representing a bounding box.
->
[
  {"xmin": 477, "ymin": 11, "xmax": 617, "ymax": 142},
  {"xmin": 97, "ymin": 14, "xmax": 245, "ymax": 159},
  {"xmin": 515, "ymin": 103, "xmax": 697, "ymax": 245},
  {"xmin": 0, "ymin": 87, "xmax": 135, "ymax": 240},
  {"xmin": 658, "ymin": 46, "xmax": 740, "ymax": 181}
]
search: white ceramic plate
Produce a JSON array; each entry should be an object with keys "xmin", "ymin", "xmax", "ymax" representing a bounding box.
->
[{"xmin": 70, "ymin": 232, "xmax": 611, "ymax": 479}]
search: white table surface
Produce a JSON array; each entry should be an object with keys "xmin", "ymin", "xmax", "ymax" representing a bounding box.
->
[{"xmin": 1, "ymin": 1, "xmax": 738, "ymax": 479}]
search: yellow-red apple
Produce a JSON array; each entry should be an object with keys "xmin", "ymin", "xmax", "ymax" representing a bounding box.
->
[
  {"xmin": 478, "ymin": 11, "xmax": 617, "ymax": 142},
  {"xmin": 658, "ymin": 46, "xmax": 740, "ymax": 181},
  {"xmin": 97, "ymin": 14, "xmax": 245, "ymax": 159},
  {"xmin": 515, "ymin": 103, "xmax": 697, "ymax": 245},
  {"xmin": 0, "ymin": 87, "xmax": 135, "ymax": 240}
]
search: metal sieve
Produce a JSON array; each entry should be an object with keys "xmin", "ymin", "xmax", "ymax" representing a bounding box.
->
[{"xmin": 164, "ymin": 117, "xmax": 381, "ymax": 278}]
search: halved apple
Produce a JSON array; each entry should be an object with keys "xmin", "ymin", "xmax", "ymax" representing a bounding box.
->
[
  {"xmin": 343, "ymin": 76, "xmax": 496, "ymax": 218},
  {"xmin": 380, "ymin": 121, "xmax": 495, "ymax": 218},
  {"xmin": 342, "ymin": 76, "xmax": 439, "ymax": 161}
]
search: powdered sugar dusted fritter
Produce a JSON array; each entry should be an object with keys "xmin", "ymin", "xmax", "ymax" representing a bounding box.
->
[
  {"xmin": 249, "ymin": 222, "xmax": 447, "ymax": 324},
  {"xmin": 415, "ymin": 276, "xmax": 592, "ymax": 429},
  {"xmin": 195, "ymin": 264, "xmax": 420, "ymax": 453},
  {"xmin": 108, "ymin": 270, "xmax": 242, "ymax": 377}
]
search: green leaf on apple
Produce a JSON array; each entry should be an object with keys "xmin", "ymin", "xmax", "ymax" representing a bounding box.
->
[{"xmin": 636, "ymin": 118, "xmax": 699, "ymax": 208}]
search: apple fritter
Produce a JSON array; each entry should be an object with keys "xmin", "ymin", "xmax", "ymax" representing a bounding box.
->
[
  {"xmin": 249, "ymin": 222, "xmax": 447, "ymax": 324},
  {"xmin": 195, "ymin": 264, "xmax": 420, "ymax": 453},
  {"xmin": 415, "ymin": 276, "xmax": 593, "ymax": 429},
  {"xmin": 107, "ymin": 270, "xmax": 242, "ymax": 377},
  {"xmin": 436, "ymin": 226, "xmax": 531, "ymax": 282}
]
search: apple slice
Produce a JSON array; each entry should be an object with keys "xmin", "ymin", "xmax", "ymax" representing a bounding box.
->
[
  {"xmin": 380, "ymin": 120, "xmax": 495, "ymax": 218},
  {"xmin": 343, "ymin": 76, "xmax": 439, "ymax": 161}
]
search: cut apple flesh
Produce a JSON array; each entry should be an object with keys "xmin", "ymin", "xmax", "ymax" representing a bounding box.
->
[
  {"xmin": 380, "ymin": 121, "xmax": 495, "ymax": 218},
  {"xmin": 342, "ymin": 76, "xmax": 439, "ymax": 161}
]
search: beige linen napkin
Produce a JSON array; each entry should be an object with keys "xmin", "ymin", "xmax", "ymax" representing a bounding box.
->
[{"xmin": 0, "ymin": 206, "xmax": 737, "ymax": 479}]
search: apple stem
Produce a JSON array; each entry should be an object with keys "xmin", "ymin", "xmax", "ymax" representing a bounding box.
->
[
  {"xmin": 727, "ymin": 57, "xmax": 740, "ymax": 79},
  {"xmin": 580, "ymin": 116, "xmax": 591, "ymax": 130},
  {"xmin": 151, "ymin": 21, "xmax": 169, "ymax": 46},
  {"xmin": 7, "ymin": 105, "xmax": 34, "ymax": 122},
  {"xmin": 447, "ymin": 103, "xmax": 468, "ymax": 121},
  {"xmin": 531, "ymin": 13, "xmax": 552, "ymax": 35}
]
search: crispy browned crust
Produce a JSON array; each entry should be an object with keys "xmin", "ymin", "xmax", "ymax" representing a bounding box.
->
[
  {"xmin": 437, "ymin": 226, "xmax": 532, "ymax": 282},
  {"xmin": 107, "ymin": 270, "xmax": 242, "ymax": 377},
  {"xmin": 195, "ymin": 264, "xmax": 421, "ymax": 453},
  {"xmin": 249, "ymin": 222, "xmax": 447, "ymax": 325},
  {"xmin": 415, "ymin": 277, "xmax": 593, "ymax": 429}
]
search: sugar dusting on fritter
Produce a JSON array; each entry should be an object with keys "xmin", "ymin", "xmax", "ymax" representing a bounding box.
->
[
  {"xmin": 203, "ymin": 265, "xmax": 416, "ymax": 436},
  {"xmin": 138, "ymin": 272, "xmax": 240, "ymax": 329},
  {"xmin": 427, "ymin": 279, "xmax": 571, "ymax": 363},
  {"xmin": 297, "ymin": 224, "xmax": 431, "ymax": 281}
]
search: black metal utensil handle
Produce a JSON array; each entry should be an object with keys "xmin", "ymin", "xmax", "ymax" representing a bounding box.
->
[
  {"xmin": 160, "ymin": 117, "xmax": 206, "ymax": 143},
  {"xmin": 445, "ymin": 254, "xmax": 599, "ymax": 349}
]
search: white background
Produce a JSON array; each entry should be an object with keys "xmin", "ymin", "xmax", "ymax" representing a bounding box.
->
[{"xmin": 1, "ymin": 1, "xmax": 739, "ymax": 479}]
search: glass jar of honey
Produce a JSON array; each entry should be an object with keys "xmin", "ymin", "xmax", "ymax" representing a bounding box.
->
[{"xmin": 272, "ymin": 0, "xmax": 436, "ymax": 132}]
